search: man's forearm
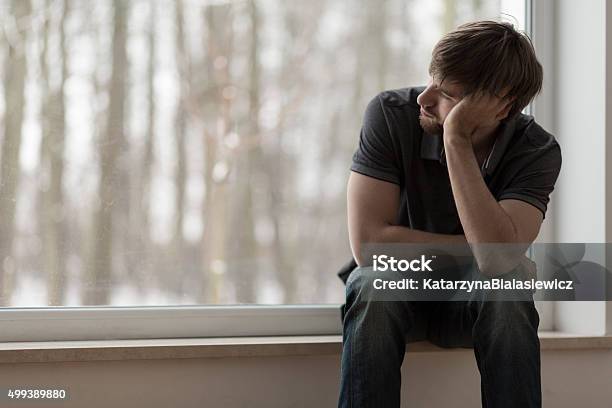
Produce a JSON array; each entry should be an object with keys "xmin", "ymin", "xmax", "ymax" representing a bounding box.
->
[
  {"xmin": 444, "ymin": 137, "xmax": 527, "ymax": 276},
  {"xmin": 353, "ymin": 224, "xmax": 468, "ymax": 266},
  {"xmin": 444, "ymin": 137, "xmax": 518, "ymax": 244}
]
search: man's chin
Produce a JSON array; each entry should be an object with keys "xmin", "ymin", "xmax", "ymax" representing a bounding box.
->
[{"xmin": 419, "ymin": 115, "xmax": 443, "ymax": 136}]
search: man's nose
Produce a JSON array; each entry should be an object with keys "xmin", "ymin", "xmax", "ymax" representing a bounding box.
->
[{"xmin": 417, "ymin": 87, "xmax": 434, "ymax": 107}]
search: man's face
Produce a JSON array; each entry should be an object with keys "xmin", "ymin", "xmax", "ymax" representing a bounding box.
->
[{"xmin": 416, "ymin": 76, "xmax": 464, "ymax": 135}]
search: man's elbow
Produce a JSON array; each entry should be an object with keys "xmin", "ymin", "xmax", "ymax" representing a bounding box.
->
[
  {"xmin": 349, "ymin": 226, "xmax": 382, "ymax": 267},
  {"xmin": 352, "ymin": 250, "xmax": 365, "ymax": 267},
  {"xmin": 350, "ymin": 236, "xmax": 367, "ymax": 266}
]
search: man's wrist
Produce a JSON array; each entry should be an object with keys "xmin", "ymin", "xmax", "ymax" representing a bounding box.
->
[{"xmin": 443, "ymin": 131, "xmax": 473, "ymax": 151}]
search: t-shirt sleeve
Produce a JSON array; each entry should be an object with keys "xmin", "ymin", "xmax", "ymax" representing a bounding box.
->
[
  {"xmin": 350, "ymin": 93, "xmax": 401, "ymax": 185},
  {"xmin": 497, "ymin": 142, "xmax": 562, "ymax": 219}
]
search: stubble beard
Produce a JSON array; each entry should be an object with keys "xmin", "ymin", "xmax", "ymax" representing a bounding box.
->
[{"xmin": 419, "ymin": 114, "xmax": 443, "ymax": 136}]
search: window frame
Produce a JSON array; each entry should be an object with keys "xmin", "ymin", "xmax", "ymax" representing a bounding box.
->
[
  {"xmin": 528, "ymin": 0, "xmax": 555, "ymax": 331},
  {"xmin": 531, "ymin": 0, "xmax": 612, "ymax": 335},
  {"xmin": 1, "ymin": 0, "xmax": 563, "ymax": 343}
]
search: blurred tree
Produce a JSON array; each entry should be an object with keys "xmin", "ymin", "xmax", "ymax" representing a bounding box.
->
[
  {"xmin": 373, "ymin": 0, "xmax": 389, "ymax": 91},
  {"xmin": 0, "ymin": 0, "xmax": 504, "ymax": 306},
  {"xmin": 39, "ymin": 0, "xmax": 70, "ymax": 306},
  {"xmin": 0, "ymin": 0, "xmax": 31, "ymax": 306},
  {"xmin": 265, "ymin": 2, "xmax": 305, "ymax": 303},
  {"xmin": 173, "ymin": 0, "xmax": 188, "ymax": 280},
  {"xmin": 85, "ymin": 0, "xmax": 128, "ymax": 305},
  {"xmin": 444, "ymin": 0, "xmax": 457, "ymax": 33},
  {"xmin": 128, "ymin": 1, "xmax": 157, "ymax": 290},
  {"xmin": 114, "ymin": 2, "xmax": 133, "ymax": 285},
  {"xmin": 199, "ymin": 2, "xmax": 233, "ymax": 303},
  {"xmin": 225, "ymin": 0, "xmax": 260, "ymax": 304}
]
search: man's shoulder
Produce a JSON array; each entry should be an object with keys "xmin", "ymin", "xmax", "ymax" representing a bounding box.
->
[
  {"xmin": 515, "ymin": 114, "xmax": 560, "ymax": 152},
  {"xmin": 508, "ymin": 114, "xmax": 562, "ymax": 172},
  {"xmin": 375, "ymin": 86, "xmax": 425, "ymax": 109}
]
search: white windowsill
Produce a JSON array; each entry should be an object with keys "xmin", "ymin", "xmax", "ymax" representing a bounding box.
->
[
  {"xmin": 0, "ymin": 305, "xmax": 344, "ymax": 342},
  {"xmin": 0, "ymin": 332, "xmax": 611, "ymax": 364}
]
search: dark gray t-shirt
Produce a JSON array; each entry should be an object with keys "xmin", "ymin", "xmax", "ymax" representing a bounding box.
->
[{"xmin": 338, "ymin": 86, "xmax": 562, "ymax": 283}]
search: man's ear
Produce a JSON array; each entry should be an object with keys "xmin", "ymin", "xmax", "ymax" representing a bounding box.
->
[{"xmin": 496, "ymin": 99, "xmax": 515, "ymax": 121}]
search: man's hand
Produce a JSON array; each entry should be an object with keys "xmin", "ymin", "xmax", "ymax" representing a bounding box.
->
[{"xmin": 443, "ymin": 91, "xmax": 513, "ymax": 145}]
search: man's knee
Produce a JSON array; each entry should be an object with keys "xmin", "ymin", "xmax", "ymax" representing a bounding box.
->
[
  {"xmin": 344, "ymin": 266, "xmax": 419, "ymax": 328},
  {"xmin": 345, "ymin": 266, "xmax": 405, "ymax": 303},
  {"xmin": 345, "ymin": 266, "xmax": 376, "ymax": 301}
]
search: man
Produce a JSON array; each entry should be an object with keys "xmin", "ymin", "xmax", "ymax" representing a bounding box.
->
[{"xmin": 338, "ymin": 21, "xmax": 562, "ymax": 408}]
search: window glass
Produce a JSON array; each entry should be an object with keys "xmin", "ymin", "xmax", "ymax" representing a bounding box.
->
[{"xmin": 0, "ymin": 0, "xmax": 523, "ymax": 306}]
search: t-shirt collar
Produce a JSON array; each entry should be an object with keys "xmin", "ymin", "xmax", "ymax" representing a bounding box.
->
[{"xmin": 420, "ymin": 117, "xmax": 517, "ymax": 177}]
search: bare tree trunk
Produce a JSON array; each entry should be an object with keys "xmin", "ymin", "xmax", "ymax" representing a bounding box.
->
[
  {"xmin": 351, "ymin": 0, "xmax": 367, "ymax": 133},
  {"xmin": 443, "ymin": 0, "xmax": 457, "ymax": 33},
  {"xmin": 40, "ymin": 0, "xmax": 70, "ymax": 305},
  {"xmin": 199, "ymin": 3, "xmax": 234, "ymax": 303},
  {"xmin": 127, "ymin": 1, "xmax": 156, "ymax": 290},
  {"xmin": 265, "ymin": 2, "xmax": 306, "ymax": 303},
  {"xmin": 0, "ymin": 0, "xmax": 31, "ymax": 306},
  {"xmin": 173, "ymin": 0, "xmax": 188, "ymax": 276},
  {"xmin": 37, "ymin": 0, "xmax": 52, "ymax": 296},
  {"xmin": 113, "ymin": 2, "xmax": 132, "ymax": 284},
  {"xmin": 143, "ymin": 2, "xmax": 155, "ymax": 243},
  {"xmin": 85, "ymin": 0, "xmax": 128, "ymax": 305},
  {"xmin": 374, "ymin": 0, "xmax": 388, "ymax": 91},
  {"xmin": 226, "ymin": 0, "xmax": 259, "ymax": 303}
]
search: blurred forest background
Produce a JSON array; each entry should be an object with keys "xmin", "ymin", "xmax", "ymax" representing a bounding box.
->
[{"xmin": 0, "ymin": 0, "xmax": 508, "ymax": 306}]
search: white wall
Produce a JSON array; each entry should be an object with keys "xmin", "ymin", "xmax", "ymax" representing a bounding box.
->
[
  {"xmin": 605, "ymin": 0, "xmax": 612, "ymax": 337},
  {"xmin": 544, "ymin": 0, "xmax": 610, "ymax": 334},
  {"xmin": 554, "ymin": 1, "xmax": 606, "ymax": 242},
  {"xmin": 1, "ymin": 350, "xmax": 611, "ymax": 407}
]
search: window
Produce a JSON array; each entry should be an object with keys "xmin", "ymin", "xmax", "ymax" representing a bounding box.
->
[
  {"xmin": 0, "ymin": 0, "xmax": 525, "ymax": 310},
  {"xmin": 0, "ymin": 0, "xmax": 541, "ymax": 342}
]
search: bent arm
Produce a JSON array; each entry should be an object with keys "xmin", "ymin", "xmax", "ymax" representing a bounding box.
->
[
  {"xmin": 444, "ymin": 138, "xmax": 542, "ymax": 277},
  {"xmin": 347, "ymin": 171, "xmax": 467, "ymax": 266}
]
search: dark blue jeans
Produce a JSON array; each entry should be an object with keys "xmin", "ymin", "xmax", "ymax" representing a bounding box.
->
[{"xmin": 338, "ymin": 266, "xmax": 541, "ymax": 408}]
